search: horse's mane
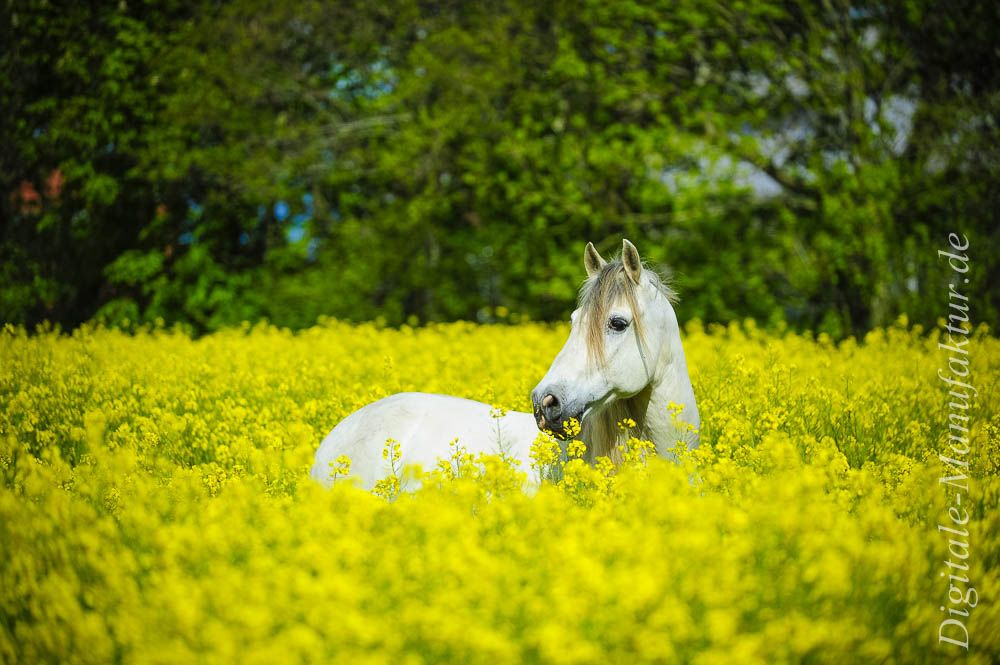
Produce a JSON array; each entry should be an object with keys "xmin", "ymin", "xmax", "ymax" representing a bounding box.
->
[{"xmin": 580, "ymin": 390, "xmax": 655, "ymax": 464}]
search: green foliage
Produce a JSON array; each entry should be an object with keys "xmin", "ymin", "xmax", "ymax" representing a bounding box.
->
[
  {"xmin": 97, "ymin": 245, "xmax": 260, "ymax": 332},
  {"xmin": 2, "ymin": 0, "xmax": 998, "ymax": 335},
  {"xmin": 1, "ymin": 0, "xmax": 198, "ymax": 325}
]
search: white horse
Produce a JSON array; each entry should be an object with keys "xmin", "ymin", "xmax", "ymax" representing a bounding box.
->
[{"xmin": 310, "ymin": 239, "xmax": 699, "ymax": 489}]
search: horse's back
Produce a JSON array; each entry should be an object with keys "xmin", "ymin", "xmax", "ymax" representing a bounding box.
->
[{"xmin": 310, "ymin": 392, "xmax": 537, "ymax": 489}]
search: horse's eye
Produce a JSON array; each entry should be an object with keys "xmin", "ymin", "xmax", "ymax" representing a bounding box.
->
[{"xmin": 608, "ymin": 316, "xmax": 630, "ymax": 332}]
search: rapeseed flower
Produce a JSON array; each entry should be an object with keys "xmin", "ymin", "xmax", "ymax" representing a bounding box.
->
[{"xmin": 0, "ymin": 319, "xmax": 997, "ymax": 663}]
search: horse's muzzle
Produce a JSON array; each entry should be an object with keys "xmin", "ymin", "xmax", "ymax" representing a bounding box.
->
[{"xmin": 531, "ymin": 386, "xmax": 583, "ymax": 438}]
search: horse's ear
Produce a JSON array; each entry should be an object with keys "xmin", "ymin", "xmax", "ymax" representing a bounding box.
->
[
  {"xmin": 584, "ymin": 242, "xmax": 607, "ymax": 277},
  {"xmin": 622, "ymin": 239, "xmax": 642, "ymax": 284}
]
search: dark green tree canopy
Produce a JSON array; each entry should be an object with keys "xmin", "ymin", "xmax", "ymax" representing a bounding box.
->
[{"xmin": 3, "ymin": 0, "xmax": 997, "ymax": 336}]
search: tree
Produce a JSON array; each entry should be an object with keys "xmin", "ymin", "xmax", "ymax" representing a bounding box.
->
[
  {"xmin": 2, "ymin": 0, "xmax": 997, "ymax": 335},
  {"xmin": 1, "ymin": 1, "xmax": 193, "ymax": 326}
]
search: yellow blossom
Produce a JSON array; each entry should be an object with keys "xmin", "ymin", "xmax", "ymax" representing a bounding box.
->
[{"xmin": 0, "ymin": 319, "xmax": 996, "ymax": 664}]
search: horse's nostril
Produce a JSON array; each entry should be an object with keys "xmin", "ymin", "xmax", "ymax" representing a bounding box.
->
[{"xmin": 541, "ymin": 393, "xmax": 562, "ymax": 422}]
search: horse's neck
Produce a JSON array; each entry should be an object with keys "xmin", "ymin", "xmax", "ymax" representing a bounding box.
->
[
  {"xmin": 584, "ymin": 326, "xmax": 699, "ymax": 463},
  {"xmin": 643, "ymin": 334, "xmax": 700, "ymax": 457}
]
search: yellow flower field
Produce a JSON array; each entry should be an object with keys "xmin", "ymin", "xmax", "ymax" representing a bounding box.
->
[{"xmin": 1, "ymin": 319, "xmax": 998, "ymax": 664}]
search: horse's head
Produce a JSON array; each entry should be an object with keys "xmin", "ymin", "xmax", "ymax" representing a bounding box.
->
[{"xmin": 531, "ymin": 239, "xmax": 679, "ymax": 437}]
